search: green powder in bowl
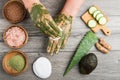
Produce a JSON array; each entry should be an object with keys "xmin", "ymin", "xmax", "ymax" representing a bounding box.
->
[{"xmin": 8, "ymin": 54, "xmax": 25, "ymax": 72}]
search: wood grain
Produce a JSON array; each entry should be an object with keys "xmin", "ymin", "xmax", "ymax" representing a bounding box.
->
[{"xmin": 0, "ymin": 0, "xmax": 120, "ymax": 80}]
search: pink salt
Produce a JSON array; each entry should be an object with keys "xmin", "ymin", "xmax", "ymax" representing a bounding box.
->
[{"xmin": 5, "ymin": 27, "xmax": 26, "ymax": 47}]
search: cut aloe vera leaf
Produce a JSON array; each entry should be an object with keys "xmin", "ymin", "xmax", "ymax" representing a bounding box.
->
[
  {"xmin": 98, "ymin": 17, "xmax": 107, "ymax": 25},
  {"xmin": 63, "ymin": 31, "xmax": 98, "ymax": 76},
  {"xmin": 93, "ymin": 10, "xmax": 101, "ymax": 18},
  {"xmin": 88, "ymin": 20, "xmax": 97, "ymax": 28},
  {"xmin": 96, "ymin": 13, "xmax": 104, "ymax": 21},
  {"xmin": 89, "ymin": 6, "xmax": 97, "ymax": 14}
]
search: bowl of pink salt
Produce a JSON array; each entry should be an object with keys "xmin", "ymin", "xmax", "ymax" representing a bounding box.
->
[{"xmin": 3, "ymin": 25, "xmax": 28, "ymax": 48}]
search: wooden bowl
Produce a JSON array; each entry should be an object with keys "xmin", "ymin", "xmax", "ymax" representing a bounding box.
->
[
  {"xmin": 2, "ymin": 50, "xmax": 28, "ymax": 76},
  {"xmin": 2, "ymin": 0, "xmax": 26, "ymax": 23},
  {"xmin": 3, "ymin": 25, "xmax": 28, "ymax": 49}
]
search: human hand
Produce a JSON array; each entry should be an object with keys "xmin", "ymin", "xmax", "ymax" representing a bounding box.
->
[
  {"xmin": 47, "ymin": 13, "xmax": 72, "ymax": 55},
  {"xmin": 47, "ymin": 0, "xmax": 84, "ymax": 55},
  {"xmin": 22, "ymin": 0, "xmax": 62, "ymax": 38}
]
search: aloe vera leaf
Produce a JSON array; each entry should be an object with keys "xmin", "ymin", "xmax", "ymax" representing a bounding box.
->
[{"xmin": 63, "ymin": 31, "xmax": 98, "ymax": 76}]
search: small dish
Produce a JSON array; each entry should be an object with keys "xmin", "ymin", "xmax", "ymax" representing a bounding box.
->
[
  {"xmin": 3, "ymin": 25, "xmax": 28, "ymax": 49},
  {"xmin": 2, "ymin": 50, "xmax": 28, "ymax": 76},
  {"xmin": 2, "ymin": 0, "xmax": 26, "ymax": 23}
]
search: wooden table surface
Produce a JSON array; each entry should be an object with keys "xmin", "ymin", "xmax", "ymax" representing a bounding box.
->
[{"xmin": 0, "ymin": 0, "xmax": 120, "ymax": 80}]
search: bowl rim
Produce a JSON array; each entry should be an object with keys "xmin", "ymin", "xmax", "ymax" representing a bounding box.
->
[
  {"xmin": 2, "ymin": 0, "xmax": 26, "ymax": 23},
  {"xmin": 2, "ymin": 50, "xmax": 28, "ymax": 76},
  {"xmin": 3, "ymin": 25, "xmax": 28, "ymax": 49}
]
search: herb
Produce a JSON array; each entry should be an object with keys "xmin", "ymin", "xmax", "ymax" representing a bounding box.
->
[{"xmin": 63, "ymin": 31, "xmax": 98, "ymax": 76}]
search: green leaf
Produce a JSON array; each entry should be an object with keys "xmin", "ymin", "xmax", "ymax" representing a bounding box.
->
[{"xmin": 63, "ymin": 31, "xmax": 98, "ymax": 76}]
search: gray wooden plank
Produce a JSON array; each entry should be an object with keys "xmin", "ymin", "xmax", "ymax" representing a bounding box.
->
[
  {"xmin": 0, "ymin": 32, "xmax": 119, "ymax": 53},
  {"xmin": 0, "ymin": 51, "xmax": 120, "ymax": 80},
  {"xmin": 0, "ymin": 0, "xmax": 120, "ymax": 17},
  {"xmin": 0, "ymin": 15, "xmax": 119, "ymax": 34},
  {"xmin": 0, "ymin": 0, "xmax": 120, "ymax": 80}
]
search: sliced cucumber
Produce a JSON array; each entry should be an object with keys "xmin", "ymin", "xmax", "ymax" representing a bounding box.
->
[
  {"xmin": 96, "ymin": 13, "xmax": 104, "ymax": 21},
  {"xmin": 89, "ymin": 6, "xmax": 97, "ymax": 14},
  {"xmin": 98, "ymin": 17, "xmax": 107, "ymax": 25},
  {"xmin": 93, "ymin": 10, "xmax": 101, "ymax": 18},
  {"xmin": 88, "ymin": 20, "xmax": 97, "ymax": 28}
]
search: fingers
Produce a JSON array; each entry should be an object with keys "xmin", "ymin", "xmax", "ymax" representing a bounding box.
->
[
  {"xmin": 47, "ymin": 37, "xmax": 60, "ymax": 55},
  {"xmin": 47, "ymin": 37, "xmax": 54, "ymax": 53},
  {"xmin": 48, "ymin": 19, "xmax": 63, "ymax": 36},
  {"xmin": 61, "ymin": 34, "xmax": 67, "ymax": 49},
  {"xmin": 54, "ymin": 43, "xmax": 61, "ymax": 54},
  {"xmin": 39, "ymin": 23, "xmax": 56, "ymax": 38},
  {"xmin": 46, "ymin": 13, "xmax": 73, "ymax": 55},
  {"xmin": 43, "ymin": 20, "xmax": 60, "ymax": 37},
  {"xmin": 61, "ymin": 24, "xmax": 72, "ymax": 49},
  {"xmin": 47, "ymin": 14, "xmax": 72, "ymax": 54},
  {"xmin": 47, "ymin": 33, "xmax": 68, "ymax": 55},
  {"xmin": 48, "ymin": 33, "xmax": 65, "ymax": 54},
  {"xmin": 50, "ymin": 39, "xmax": 58, "ymax": 55},
  {"xmin": 54, "ymin": 34, "xmax": 64, "ymax": 54},
  {"xmin": 30, "ymin": 4, "xmax": 62, "ymax": 38}
]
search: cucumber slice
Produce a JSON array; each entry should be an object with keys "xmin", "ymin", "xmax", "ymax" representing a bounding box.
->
[
  {"xmin": 88, "ymin": 20, "xmax": 97, "ymax": 28},
  {"xmin": 89, "ymin": 6, "xmax": 97, "ymax": 14},
  {"xmin": 98, "ymin": 17, "xmax": 107, "ymax": 25},
  {"xmin": 96, "ymin": 13, "xmax": 104, "ymax": 21},
  {"xmin": 93, "ymin": 10, "xmax": 101, "ymax": 18}
]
